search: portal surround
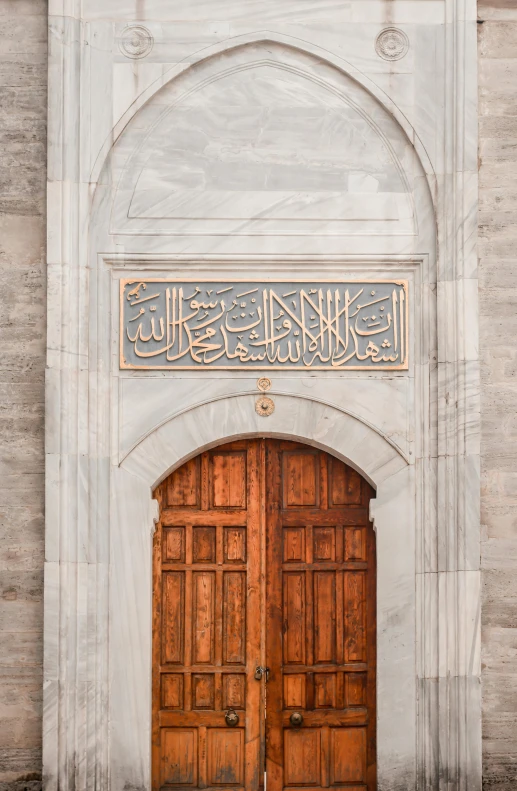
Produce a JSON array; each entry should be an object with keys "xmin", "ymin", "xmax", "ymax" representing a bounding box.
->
[
  {"xmin": 114, "ymin": 394, "xmax": 412, "ymax": 789},
  {"xmin": 44, "ymin": 8, "xmax": 479, "ymax": 790}
]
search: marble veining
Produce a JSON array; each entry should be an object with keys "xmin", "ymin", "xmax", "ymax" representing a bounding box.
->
[{"xmin": 45, "ymin": 2, "xmax": 480, "ymax": 790}]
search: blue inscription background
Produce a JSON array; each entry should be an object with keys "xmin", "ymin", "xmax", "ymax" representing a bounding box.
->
[{"xmin": 121, "ymin": 280, "xmax": 408, "ymax": 370}]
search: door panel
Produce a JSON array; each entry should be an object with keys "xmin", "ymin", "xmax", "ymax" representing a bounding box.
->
[
  {"xmin": 265, "ymin": 441, "xmax": 376, "ymax": 791},
  {"xmin": 207, "ymin": 729, "xmax": 245, "ymax": 785},
  {"xmin": 154, "ymin": 439, "xmax": 376, "ymax": 791},
  {"xmin": 153, "ymin": 441, "xmax": 262, "ymax": 791},
  {"xmin": 284, "ymin": 729, "xmax": 321, "ymax": 785},
  {"xmin": 160, "ymin": 729, "xmax": 197, "ymax": 786}
]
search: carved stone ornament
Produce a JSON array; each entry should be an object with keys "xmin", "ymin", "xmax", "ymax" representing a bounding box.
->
[
  {"xmin": 257, "ymin": 377, "xmax": 272, "ymax": 392},
  {"xmin": 255, "ymin": 396, "xmax": 275, "ymax": 417},
  {"xmin": 375, "ymin": 28, "xmax": 409, "ymax": 61},
  {"xmin": 119, "ymin": 25, "xmax": 154, "ymax": 59}
]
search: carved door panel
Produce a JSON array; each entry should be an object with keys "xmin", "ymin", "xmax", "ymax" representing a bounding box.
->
[
  {"xmin": 265, "ymin": 441, "xmax": 376, "ymax": 791},
  {"xmin": 153, "ymin": 441, "xmax": 263, "ymax": 791}
]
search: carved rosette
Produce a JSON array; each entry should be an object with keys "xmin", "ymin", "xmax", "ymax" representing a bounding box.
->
[
  {"xmin": 119, "ymin": 25, "xmax": 154, "ymax": 59},
  {"xmin": 255, "ymin": 396, "xmax": 275, "ymax": 417},
  {"xmin": 375, "ymin": 28, "xmax": 409, "ymax": 61}
]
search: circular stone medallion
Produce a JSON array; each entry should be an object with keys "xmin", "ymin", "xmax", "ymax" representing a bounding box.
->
[
  {"xmin": 375, "ymin": 27, "xmax": 409, "ymax": 61},
  {"xmin": 119, "ymin": 25, "xmax": 154, "ymax": 59},
  {"xmin": 255, "ymin": 396, "xmax": 275, "ymax": 417},
  {"xmin": 257, "ymin": 377, "xmax": 272, "ymax": 392}
]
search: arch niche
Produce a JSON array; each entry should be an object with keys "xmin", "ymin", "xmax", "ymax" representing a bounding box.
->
[{"xmin": 74, "ymin": 31, "xmax": 476, "ymax": 791}]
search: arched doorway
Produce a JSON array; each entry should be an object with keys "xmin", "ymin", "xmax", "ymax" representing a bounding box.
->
[{"xmin": 152, "ymin": 439, "xmax": 376, "ymax": 791}]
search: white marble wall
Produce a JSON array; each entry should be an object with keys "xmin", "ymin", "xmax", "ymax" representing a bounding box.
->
[{"xmin": 45, "ymin": 1, "xmax": 479, "ymax": 789}]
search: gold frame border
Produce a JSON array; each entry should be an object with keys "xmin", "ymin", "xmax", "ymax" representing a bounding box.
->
[{"xmin": 119, "ymin": 278, "xmax": 409, "ymax": 371}]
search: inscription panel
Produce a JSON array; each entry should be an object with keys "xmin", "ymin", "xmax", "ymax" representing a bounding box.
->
[{"xmin": 121, "ymin": 280, "xmax": 408, "ymax": 370}]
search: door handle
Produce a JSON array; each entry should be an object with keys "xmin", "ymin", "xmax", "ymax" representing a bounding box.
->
[
  {"xmin": 225, "ymin": 709, "xmax": 240, "ymax": 727},
  {"xmin": 289, "ymin": 712, "xmax": 303, "ymax": 727}
]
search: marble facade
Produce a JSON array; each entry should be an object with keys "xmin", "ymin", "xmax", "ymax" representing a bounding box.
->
[{"xmin": 45, "ymin": 2, "xmax": 479, "ymax": 790}]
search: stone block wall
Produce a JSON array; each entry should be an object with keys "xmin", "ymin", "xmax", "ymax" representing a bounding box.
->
[
  {"xmin": 0, "ymin": 0, "xmax": 47, "ymax": 787},
  {"xmin": 479, "ymin": 1, "xmax": 517, "ymax": 788},
  {"xmin": 0, "ymin": 0, "xmax": 516, "ymax": 789}
]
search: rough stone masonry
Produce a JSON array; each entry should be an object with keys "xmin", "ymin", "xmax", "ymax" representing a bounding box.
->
[
  {"xmin": 479, "ymin": 1, "xmax": 517, "ymax": 787},
  {"xmin": 1, "ymin": 0, "xmax": 517, "ymax": 789},
  {"xmin": 0, "ymin": 1, "xmax": 46, "ymax": 788}
]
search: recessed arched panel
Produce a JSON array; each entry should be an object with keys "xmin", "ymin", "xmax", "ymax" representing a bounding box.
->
[{"xmin": 110, "ymin": 42, "xmax": 418, "ymax": 238}]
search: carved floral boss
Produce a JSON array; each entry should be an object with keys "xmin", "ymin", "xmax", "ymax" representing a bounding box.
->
[{"xmin": 120, "ymin": 279, "xmax": 408, "ymax": 370}]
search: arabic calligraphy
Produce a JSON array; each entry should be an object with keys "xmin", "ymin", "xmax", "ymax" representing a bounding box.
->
[{"xmin": 120, "ymin": 280, "xmax": 408, "ymax": 370}]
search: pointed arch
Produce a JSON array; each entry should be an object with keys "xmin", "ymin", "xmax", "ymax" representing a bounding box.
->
[{"xmin": 91, "ymin": 31, "xmax": 435, "ymax": 200}]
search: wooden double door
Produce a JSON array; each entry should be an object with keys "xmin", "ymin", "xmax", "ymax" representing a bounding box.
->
[{"xmin": 153, "ymin": 440, "xmax": 376, "ymax": 791}]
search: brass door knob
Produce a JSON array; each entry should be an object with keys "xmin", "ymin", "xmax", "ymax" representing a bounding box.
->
[
  {"xmin": 289, "ymin": 712, "xmax": 303, "ymax": 727},
  {"xmin": 225, "ymin": 709, "xmax": 240, "ymax": 727}
]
